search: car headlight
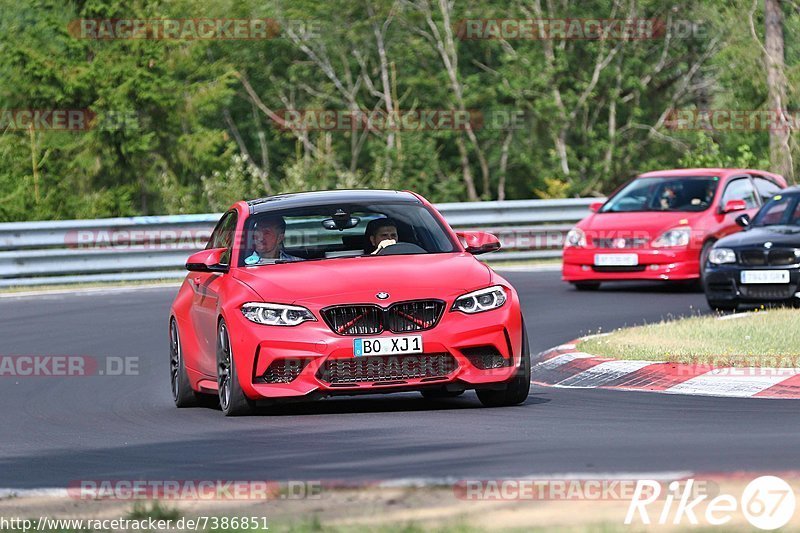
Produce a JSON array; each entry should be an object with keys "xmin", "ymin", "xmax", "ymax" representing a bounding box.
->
[
  {"xmin": 565, "ymin": 228, "xmax": 587, "ymax": 248},
  {"xmin": 452, "ymin": 286, "xmax": 507, "ymax": 314},
  {"xmin": 708, "ymin": 248, "xmax": 737, "ymax": 265},
  {"xmin": 652, "ymin": 227, "xmax": 691, "ymax": 248},
  {"xmin": 241, "ymin": 302, "xmax": 316, "ymax": 326}
]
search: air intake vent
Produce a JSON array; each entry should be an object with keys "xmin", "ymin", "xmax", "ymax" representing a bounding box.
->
[
  {"xmin": 593, "ymin": 238, "xmax": 650, "ymax": 249},
  {"xmin": 321, "ymin": 300, "xmax": 445, "ymax": 336},
  {"xmin": 740, "ymin": 249, "xmax": 767, "ymax": 266},
  {"xmin": 317, "ymin": 353, "xmax": 457, "ymax": 384},
  {"xmin": 260, "ymin": 358, "xmax": 310, "ymax": 383},
  {"xmin": 740, "ymin": 284, "xmax": 796, "ymax": 299}
]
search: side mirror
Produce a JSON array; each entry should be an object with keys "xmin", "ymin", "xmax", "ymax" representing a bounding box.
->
[
  {"xmin": 735, "ymin": 213, "xmax": 751, "ymax": 228},
  {"xmin": 186, "ymin": 248, "xmax": 229, "ymax": 273},
  {"xmin": 721, "ymin": 199, "xmax": 747, "ymax": 214},
  {"xmin": 589, "ymin": 201, "xmax": 604, "ymax": 213},
  {"xmin": 456, "ymin": 231, "xmax": 501, "ymax": 255}
]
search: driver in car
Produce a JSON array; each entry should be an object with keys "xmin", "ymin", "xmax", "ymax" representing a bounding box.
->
[
  {"xmin": 364, "ymin": 218, "xmax": 399, "ymax": 254},
  {"xmin": 659, "ymin": 185, "xmax": 680, "ymax": 210},
  {"xmin": 244, "ymin": 216, "xmax": 303, "ymax": 264}
]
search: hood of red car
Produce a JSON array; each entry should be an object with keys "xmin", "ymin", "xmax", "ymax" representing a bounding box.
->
[
  {"xmin": 233, "ymin": 252, "xmax": 493, "ymax": 306},
  {"xmin": 579, "ymin": 211, "xmax": 706, "ymax": 240}
]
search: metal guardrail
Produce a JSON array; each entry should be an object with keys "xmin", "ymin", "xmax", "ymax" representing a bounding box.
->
[{"xmin": 0, "ymin": 198, "xmax": 599, "ymax": 287}]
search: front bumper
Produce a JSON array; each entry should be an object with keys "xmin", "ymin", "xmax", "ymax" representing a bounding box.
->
[
  {"xmin": 225, "ymin": 298, "xmax": 524, "ymax": 400},
  {"xmin": 704, "ymin": 265, "xmax": 800, "ymax": 303},
  {"xmin": 562, "ymin": 247, "xmax": 700, "ymax": 282}
]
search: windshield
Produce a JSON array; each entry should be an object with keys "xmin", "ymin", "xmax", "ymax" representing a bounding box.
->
[
  {"xmin": 238, "ymin": 202, "xmax": 457, "ymax": 266},
  {"xmin": 751, "ymin": 194, "xmax": 800, "ymax": 227},
  {"xmin": 600, "ymin": 176, "xmax": 719, "ymax": 213}
]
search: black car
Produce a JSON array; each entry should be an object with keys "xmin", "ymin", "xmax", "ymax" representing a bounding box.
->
[{"xmin": 704, "ymin": 187, "xmax": 800, "ymax": 311}]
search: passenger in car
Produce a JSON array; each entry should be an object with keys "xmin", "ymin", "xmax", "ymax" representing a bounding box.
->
[{"xmin": 244, "ymin": 216, "xmax": 303, "ymax": 264}]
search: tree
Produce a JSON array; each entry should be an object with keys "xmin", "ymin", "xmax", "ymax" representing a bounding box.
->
[
  {"xmin": 762, "ymin": 0, "xmax": 794, "ymax": 182},
  {"xmin": 0, "ymin": 0, "xmax": 797, "ymax": 221}
]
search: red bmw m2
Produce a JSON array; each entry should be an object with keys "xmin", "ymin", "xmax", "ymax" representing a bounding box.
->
[{"xmin": 169, "ymin": 190, "xmax": 529, "ymax": 416}]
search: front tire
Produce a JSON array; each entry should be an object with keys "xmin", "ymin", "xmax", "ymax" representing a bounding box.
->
[
  {"xmin": 217, "ymin": 319, "xmax": 256, "ymax": 416},
  {"xmin": 170, "ymin": 319, "xmax": 201, "ymax": 407},
  {"xmin": 697, "ymin": 240, "xmax": 715, "ymax": 291},
  {"xmin": 476, "ymin": 320, "xmax": 531, "ymax": 407}
]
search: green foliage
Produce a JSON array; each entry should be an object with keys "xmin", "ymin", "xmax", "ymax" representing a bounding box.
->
[
  {"xmin": 678, "ymin": 133, "xmax": 770, "ymax": 169},
  {"xmin": 0, "ymin": 0, "xmax": 797, "ymax": 221},
  {"xmin": 202, "ymin": 154, "xmax": 268, "ymax": 211},
  {"xmin": 533, "ymin": 177, "xmax": 572, "ymax": 200}
]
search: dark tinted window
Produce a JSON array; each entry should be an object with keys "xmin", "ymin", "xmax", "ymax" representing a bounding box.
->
[
  {"xmin": 752, "ymin": 194, "xmax": 800, "ymax": 226},
  {"xmin": 754, "ymin": 177, "xmax": 783, "ymax": 203},
  {"xmin": 239, "ymin": 202, "xmax": 457, "ymax": 266},
  {"xmin": 601, "ymin": 177, "xmax": 718, "ymax": 213}
]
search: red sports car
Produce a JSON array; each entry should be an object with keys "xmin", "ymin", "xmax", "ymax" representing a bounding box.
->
[
  {"xmin": 562, "ymin": 168, "xmax": 787, "ymax": 290},
  {"xmin": 169, "ymin": 190, "xmax": 529, "ymax": 416}
]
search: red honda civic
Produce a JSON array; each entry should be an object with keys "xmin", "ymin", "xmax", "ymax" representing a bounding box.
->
[
  {"xmin": 562, "ymin": 168, "xmax": 787, "ymax": 290},
  {"xmin": 169, "ymin": 190, "xmax": 529, "ymax": 416}
]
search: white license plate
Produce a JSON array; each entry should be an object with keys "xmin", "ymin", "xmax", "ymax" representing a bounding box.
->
[
  {"xmin": 740, "ymin": 270, "xmax": 791, "ymax": 284},
  {"xmin": 354, "ymin": 335, "xmax": 423, "ymax": 357},
  {"xmin": 594, "ymin": 253, "xmax": 639, "ymax": 267}
]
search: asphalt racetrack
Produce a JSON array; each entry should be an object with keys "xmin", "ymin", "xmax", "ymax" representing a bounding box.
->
[{"xmin": 2, "ymin": 270, "xmax": 799, "ymax": 488}]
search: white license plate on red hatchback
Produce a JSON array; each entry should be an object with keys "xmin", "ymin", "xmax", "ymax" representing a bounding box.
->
[
  {"xmin": 594, "ymin": 253, "xmax": 639, "ymax": 267},
  {"xmin": 740, "ymin": 270, "xmax": 790, "ymax": 284},
  {"xmin": 354, "ymin": 335, "xmax": 423, "ymax": 357}
]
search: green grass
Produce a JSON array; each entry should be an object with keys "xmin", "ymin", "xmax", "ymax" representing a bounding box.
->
[
  {"xmin": 580, "ymin": 309, "xmax": 800, "ymax": 366},
  {"xmin": 125, "ymin": 500, "xmax": 181, "ymax": 521}
]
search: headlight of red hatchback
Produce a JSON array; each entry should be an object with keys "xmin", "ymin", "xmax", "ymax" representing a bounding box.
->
[
  {"xmin": 652, "ymin": 227, "xmax": 692, "ymax": 248},
  {"xmin": 564, "ymin": 228, "xmax": 587, "ymax": 248}
]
